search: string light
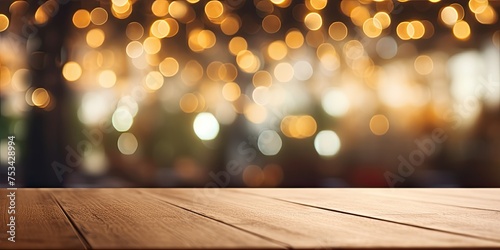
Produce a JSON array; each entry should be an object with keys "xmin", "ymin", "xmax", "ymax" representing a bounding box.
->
[{"xmin": 1, "ymin": 0, "xmax": 498, "ymax": 165}]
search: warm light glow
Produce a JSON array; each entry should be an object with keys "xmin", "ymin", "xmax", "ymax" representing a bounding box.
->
[
  {"xmin": 145, "ymin": 71, "xmax": 164, "ymax": 91},
  {"xmin": 396, "ymin": 21, "xmax": 411, "ymax": 40},
  {"xmin": 179, "ymin": 93, "xmax": 199, "ymax": 113},
  {"xmin": 206, "ymin": 61, "xmax": 222, "ymax": 81},
  {"xmin": 236, "ymin": 50, "xmax": 260, "ymax": 73},
  {"xmin": 11, "ymin": 69, "xmax": 31, "ymax": 91},
  {"xmin": 169, "ymin": 1, "xmax": 195, "ymax": 23},
  {"xmin": 197, "ymin": 30, "xmax": 216, "ymax": 49},
  {"xmin": 262, "ymin": 15, "xmax": 281, "ymax": 33},
  {"xmin": 165, "ymin": 18, "xmax": 179, "ymax": 37},
  {"xmin": 159, "ymin": 57, "xmax": 179, "ymax": 77},
  {"xmin": 90, "ymin": 7, "xmax": 108, "ymax": 25},
  {"xmin": 117, "ymin": 133, "xmax": 138, "ymax": 155},
  {"xmin": 0, "ymin": 67, "xmax": 11, "ymax": 90},
  {"xmin": 219, "ymin": 63, "xmax": 238, "ymax": 82},
  {"xmin": 274, "ymin": 62, "xmax": 294, "ymax": 82},
  {"xmin": 72, "ymin": 10, "xmax": 90, "ymax": 29},
  {"xmin": 32, "ymin": 88, "xmax": 50, "ymax": 108},
  {"xmin": 408, "ymin": 20, "xmax": 425, "ymax": 39},
  {"xmin": 363, "ymin": 18, "xmax": 382, "ymax": 38},
  {"xmin": 222, "ymin": 82, "xmax": 241, "ymax": 102},
  {"xmin": 151, "ymin": 19, "xmax": 170, "ymax": 38},
  {"xmin": 86, "ymin": 28, "xmax": 105, "ymax": 48},
  {"xmin": 126, "ymin": 41, "xmax": 143, "ymax": 58},
  {"xmin": 126, "ymin": 22, "xmax": 144, "ymax": 40},
  {"xmin": 285, "ymin": 29, "xmax": 304, "ymax": 48},
  {"xmin": 143, "ymin": 37, "xmax": 162, "ymax": 54},
  {"xmin": 469, "ymin": 0, "xmax": 488, "ymax": 14},
  {"xmin": 112, "ymin": 1, "xmax": 132, "ymax": 19},
  {"xmin": 308, "ymin": 0, "xmax": 327, "ymax": 10},
  {"xmin": 350, "ymin": 6, "xmax": 370, "ymax": 27},
  {"xmin": 181, "ymin": 60, "xmax": 204, "ymax": 84},
  {"xmin": 369, "ymin": 114, "xmax": 390, "ymax": 136},
  {"xmin": 0, "ymin": 14, "xmax": 9, "ymax": 32},
  {"xmin": 318, "ymin": 43, "xmax": 340, "ymax": 71},
  {"xmin": 440, "ymin": 6, "xmax": 459, "ymax": 26},
  {"xmin": 414, "ymin": 55, "xmax": 434, "ymax": 75},
  {"xmin": 98, "ymin": 70, "xmax": 117, "ymax": 88},
  {"xmin": 244, "ymin": 102, "xmax": 268, "ymax": 124},
  {"xmin": 453, "ymin": 20, "xmax": 471, "ymax": 40},
  {"xmin": 62, "ymin": 62, "xmax": 82, "ymax": 82},
  {"xmin": 205, "ymin": 1, "xmax": 224, "ymax": 20},
  {"xmin": 112, "ymin": 0, "xmax": 129, "ymax": 7},
  {"xmin": 152, "ymin": 0, "xmax": 169, "ymax": 17},
  {"xmin": 253, "ymin": 71, "xmax": 273, "ymax": 87},
  {"xmin": 34, "ymin": 5, "xmax": 49, "ymax": 25},
  {"xmin": 267, "ymin": 40, "xmax": 288, "ymax": 61},
  {"xmin": 314, "ymin": 130, "xmax": 341, "ymax": 157},
  {"xmin": 270, "ymin": 0, "xmax": 291, "ymax": 8},
  {"xmin": 304, "ymin": 12, "xmax": 322, "ymax": 30},
  {"xmin": 281, "ymin": 115, "xmax": 317, "ymax": 139},
  {"xmin": 193, "ymin": 112, "xmax": 220, "ymax": 140},
  {"xmin": 221, "ymin": 15, "xmax": 240, "ymax": 35},
  {"xmin": 374, "ymin": 12, "xmax": 391, "ymax": 29},
  {"xmin": 475, "ymin": 5, "xmax": 498, "ymax": 24},
  {"xmin": 328, "ymin": 22, "xmax": 348, "ymax": 41},
  {"xmin": 228, "ymin": 36, "xmax": 247, "ymax": 56}
]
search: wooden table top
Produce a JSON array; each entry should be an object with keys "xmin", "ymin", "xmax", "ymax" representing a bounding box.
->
[{"xmin": 1, "ymin": 188, "xmax": 499, "ymax": 249}]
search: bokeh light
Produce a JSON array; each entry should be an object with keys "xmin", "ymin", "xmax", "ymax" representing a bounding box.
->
[
  {"xmin": 117, "ymin": 133, "xmax": 138, "ymax": 155},
  {"xmin": 193, "ymin": 112, "xmax": 220, "ymax": 140},
  {"xmin": 72, "ymin": 10, "xmax": 90, "ymax": 29},
  {"xmin": 2, "ymin": 0, "xmax": 499, "ymax": 188},
  {"xmin": 62, "ymin": 62, "xmax": 82, "ymax": 82},
  {"xmin": 112, "ymin": 107, "xmax": 134, "ymax": 132},
  {"xmin": 258, "ymin": 130, "xmax": 282, "ymax": 156},
  {"xmin": 322, "ymin": 89, "xmax": 350, "ymax": 117},
  {"xmin": 314, "ymin": 130, "xmax": 341, "ymax": 157},
  {"xmin": 369, "ymin": 114, "xmax": 390, "ymax": 136}
]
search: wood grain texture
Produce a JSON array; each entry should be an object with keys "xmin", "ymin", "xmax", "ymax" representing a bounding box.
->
[
  {"xmin": 51, "ymin": 189, "xmax": 284, "ymax": 249},
  {"xmin": 141, "ymin": 188, "xmax": 499, "ymax": 249},
  {"xmin": 237, "ymin": 188, "xmax": 500, "ymax": 244},
  {"xmin": 3, "ymin": 188, "xmax": 500, "ymax": 249},
  {"xmin": 357, "ymin": 188, "xmax": 500, "ymax": 211},
  {"xmin": 0, "ymin": 189, "xmax": 85, "ymax": 249}
]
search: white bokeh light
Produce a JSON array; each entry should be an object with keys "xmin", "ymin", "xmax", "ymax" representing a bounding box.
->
[
  {"xmin": 314, "ymin": 130, "xmax": 341, "ymax": 157},
  {"xmin": 257, "ymin": 130, "xmax": 282, "ymax": 156},
  {"xmin": 117, "ymin": 133, "xmax": 138, "ymax": 155},
  {"xmin": 112, "ymin": 107, "xmax": 134, "ymax": 132},
  {"xmin": 321, "ymin": 89, "xmax": 350, "ymax": 117},
  {"xmin": 294, "ymin": 61, "xmax": 313, "ymax": 81},
  {"xmin": 193, "ymin": 112, "xmax": 220, "ymax": 140}
]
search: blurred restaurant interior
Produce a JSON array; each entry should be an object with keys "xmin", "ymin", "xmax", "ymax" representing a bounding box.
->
[{"xmin": 0, "ymin": 0, "xmax": 499, "ymax": 187}]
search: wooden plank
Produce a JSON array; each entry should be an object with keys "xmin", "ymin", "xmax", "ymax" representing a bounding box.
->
[
  {"xmin": 0, "ymin": 189, "xmax": 85, "ymax": 249},
  {"xmin": 51, "ymin": 189, "xmax": 284, "ymax": 249},
  {"xmin": 407, "ymin": 188, "xmax": 500, "ymax": 202},
  {"xmin": 357, "ymin": 188, "xmax": 500, "ymax": 211},
  {"xmin": 141, "ymin": 188, "xmax": 498, "ymax": 249},
  {"xmin": 237, "ymin": 188, "xmax": 500, "ymax": 243}
]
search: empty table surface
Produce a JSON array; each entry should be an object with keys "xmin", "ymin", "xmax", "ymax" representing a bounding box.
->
[{"xmin": 1, "ymin": 188, "xmax": 499, "ymax": 249}]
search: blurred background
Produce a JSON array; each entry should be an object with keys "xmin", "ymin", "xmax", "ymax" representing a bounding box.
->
[{"xmin": 0, "ymin": 0, "xmax": 499, "ymax": 188}]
